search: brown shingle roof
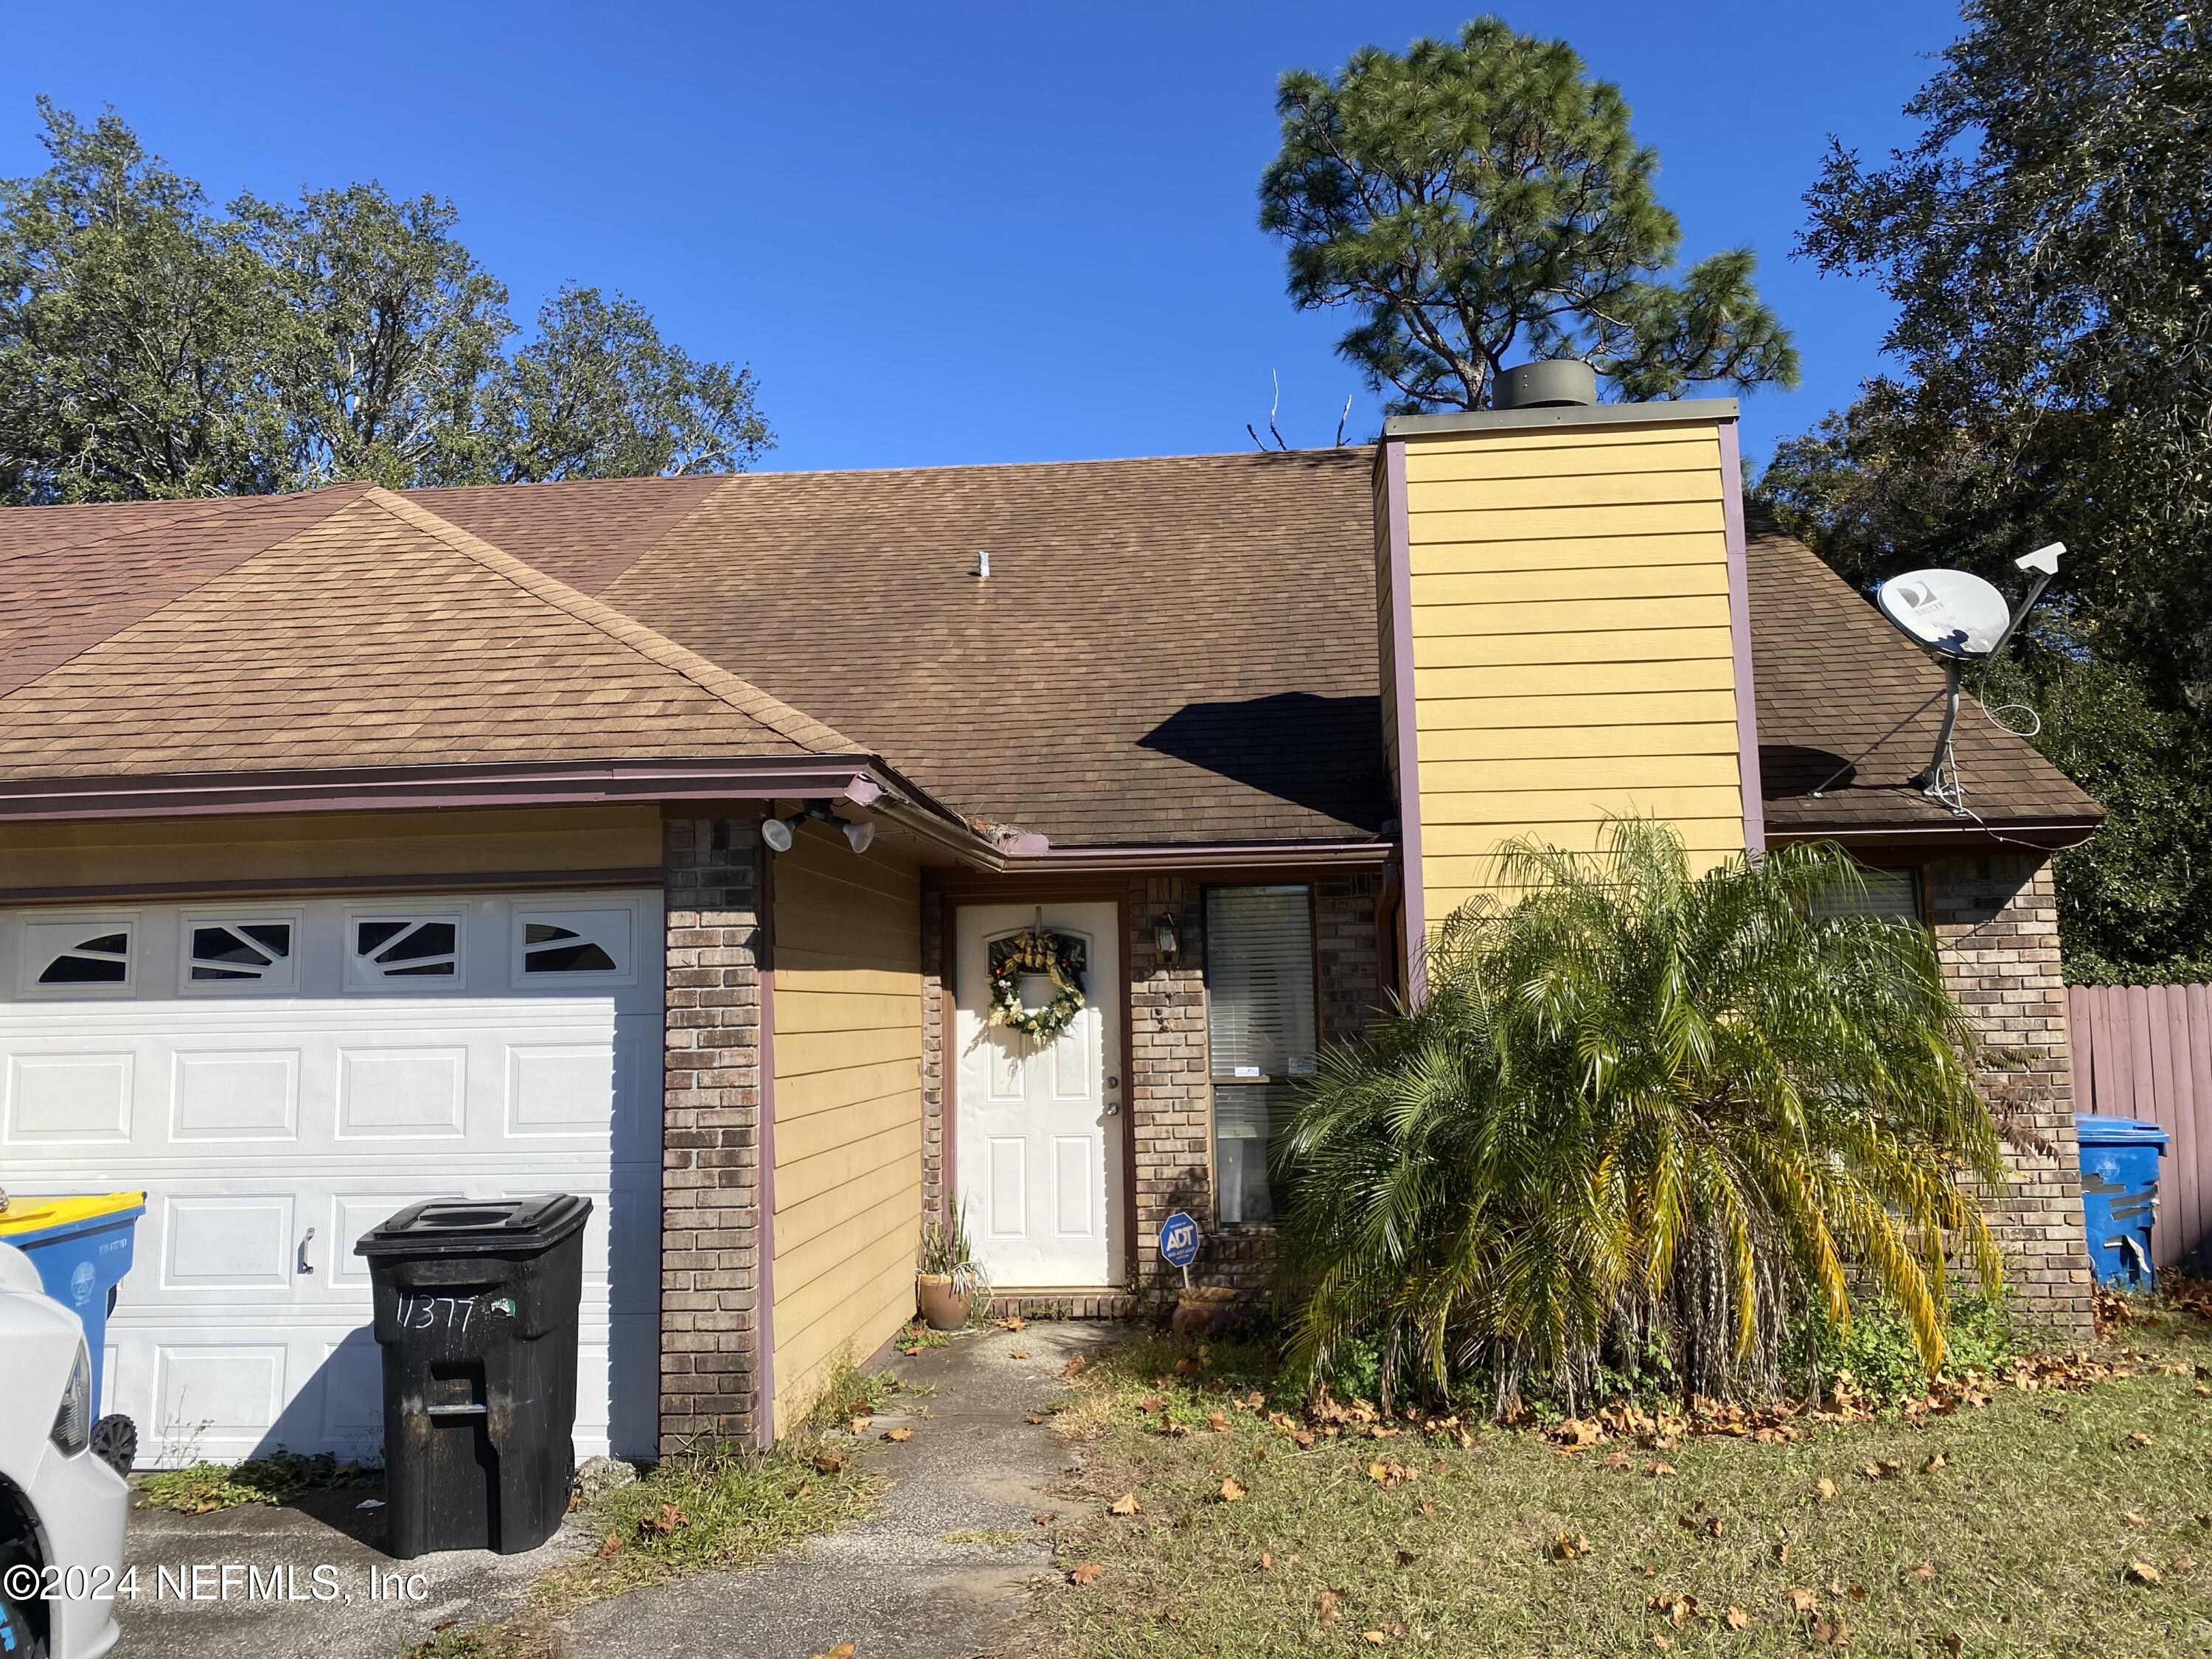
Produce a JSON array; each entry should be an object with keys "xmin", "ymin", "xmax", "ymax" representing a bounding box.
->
[
  {"xmin": 571, "ymin": 451, "xmax": 1388, "ymax": 846},
  {"xmin": 0, "ymin": 487, "xmax": 859, "ymax": 779},
  {"xmin": 0, "ymin": 458, "xmax": 2097, "ymax": 847},
  {"xmin": 1747, "ymin": 521, "xmax": 2100, "ymax": 838}
]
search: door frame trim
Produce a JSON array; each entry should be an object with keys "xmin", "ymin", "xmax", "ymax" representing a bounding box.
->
[{"xmin": 945, "ymin": 892, "xmax": 1135, "ymax": 1288}]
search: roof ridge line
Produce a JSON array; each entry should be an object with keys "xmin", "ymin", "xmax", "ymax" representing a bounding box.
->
[{"xmin": 358, "ymin": 487, "xmax": 868, "ymax": 757}]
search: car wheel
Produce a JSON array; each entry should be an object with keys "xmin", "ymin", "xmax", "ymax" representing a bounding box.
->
[
  {"xmin": 90, "ymin": 1414, "xmax": 137, "ymax": 1478},
  {"xmin": 0, "ymin": 1579, "xmax": 49, "ymax": 1659}
]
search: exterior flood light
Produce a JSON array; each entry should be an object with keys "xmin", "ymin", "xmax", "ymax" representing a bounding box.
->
[
  {"xmin": 762, "ymin": 806, "xmax": 876, "ymax": 856},
  {"xmin": 760, "ymin": 815, "xmax": 798, "ymax": 852},
  {"xmin": 842, "ymin": 819, "xmax": 875, "ymax": 855}
]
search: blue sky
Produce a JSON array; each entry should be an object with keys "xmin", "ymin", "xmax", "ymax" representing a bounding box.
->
[{"xmin": 0, "ymin": 1, "xmax": 1959, "ymax": 476}]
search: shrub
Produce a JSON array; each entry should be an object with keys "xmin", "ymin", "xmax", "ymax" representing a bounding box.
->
[{"xmin": 1274, "ymin": 820, "xmax": 2008, "ymax": 1416}]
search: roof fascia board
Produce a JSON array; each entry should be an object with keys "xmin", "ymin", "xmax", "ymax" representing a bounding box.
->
[
  {"xmin": 0, "ymin": 757, "xmax": 936, "ymax": 823},
  {"xmin": 1000, "ymin": 838, "xmax": 1393, "ymax": 874},
  {"xmin": 1382, "ymin": 399, "xmax": 1740, "ymax": 439},
  {"xmin": 1764, "ymin": 820, "xmax": 2100, "ymax": 852},
  {"xmin": 1717, "ymin": 418, "xmax": 1767, "ymax": 856}
]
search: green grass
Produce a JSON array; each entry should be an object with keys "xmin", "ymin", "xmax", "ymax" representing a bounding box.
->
[
  {"xmin": 136, "ymin": 1450, "xmax": 374, "ymax": 1514},
  {"xmin": 1034, "ymin": 1306, "xmax": 2212, "ymax": 1658}
]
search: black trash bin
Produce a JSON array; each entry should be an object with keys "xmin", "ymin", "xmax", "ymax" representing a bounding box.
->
[{"xmin": 355, "ymin": 1194, "xmax": 592, "ymax": 1558}]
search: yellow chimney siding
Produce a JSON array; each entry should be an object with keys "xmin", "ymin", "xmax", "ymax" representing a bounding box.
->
[
  {"xmin": 769, "ymin": 819, "xmax": 924, "ymax": 1436},
  {"xmin": 1387, "ymin": 408, "xmax": 1751, "ymax": 931}
]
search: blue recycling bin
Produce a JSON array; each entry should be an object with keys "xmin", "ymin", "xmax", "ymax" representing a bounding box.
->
[
  {"xmin": 0, "ymin": 1192, "xmax": 146, "ymax": 1411},
  {"xmin": 2075, "ymin": 1116, "xmax": 2167, "ymax": 1289}
]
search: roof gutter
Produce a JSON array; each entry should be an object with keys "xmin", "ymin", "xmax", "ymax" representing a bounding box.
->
[
  {"xmin": 0, "ymin": 756, "xmax": 1009, "ymax": 863},
  {"xmin": 996, "ymin": 838, "xmax": 1394, "ymax": 874},
  {"xmin": 1764, "ymin": 818, "xmax": 2101, "ymax": 852}
]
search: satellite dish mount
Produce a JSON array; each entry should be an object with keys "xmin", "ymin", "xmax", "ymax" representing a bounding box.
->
[{"xmin": 1873, "ymin": 544, "xmax": 2064, "ymax": 814}]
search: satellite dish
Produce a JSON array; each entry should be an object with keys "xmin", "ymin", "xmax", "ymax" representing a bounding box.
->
[{"xmin": 1875, "ymin": 568, "xmax": 2013, "ymax": 661}]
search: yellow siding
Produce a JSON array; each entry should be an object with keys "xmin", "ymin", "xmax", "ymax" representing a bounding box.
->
[
  {"xmin": 769, "ymin": 820, "xmax": 923, "ymax": 1434},
  {"xmin": 1400, "ymin": 418, "xmax": 1745, "ymax": 921},
  {"xmin": 0, "ymin": 804, "xmax": 661, "ymax": 894}
]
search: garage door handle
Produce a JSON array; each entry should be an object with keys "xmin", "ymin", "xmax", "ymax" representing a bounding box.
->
[
  {"xmin": 297, "ymin": 1227, "xmax": 316, "ymax": 1276},
  {"xmin": 426, "ymin": 1403, "xmax": 488, "ymax": 1418}
]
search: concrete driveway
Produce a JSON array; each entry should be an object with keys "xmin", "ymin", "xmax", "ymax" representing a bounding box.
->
[{"xmin": 111, "ymin": 1320, "xmax": 1117, "ymax": 1659}]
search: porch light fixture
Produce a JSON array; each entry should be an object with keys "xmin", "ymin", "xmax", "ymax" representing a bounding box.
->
[
  {"xmin": 1154, "ymin": 913, "xmax": 1180, "ymax": 964},
  {"xmin": 842, "ymin": 819, "xmax": 875, "ymax": 855},
  {"xmin": 761, "ymin": 813, "xmax": 799, "ymax": 852}
]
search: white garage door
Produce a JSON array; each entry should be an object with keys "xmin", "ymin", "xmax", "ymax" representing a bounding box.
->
[{"xmin": 0, "ymin": 890, "xmax": 662, "ymax": 1466}]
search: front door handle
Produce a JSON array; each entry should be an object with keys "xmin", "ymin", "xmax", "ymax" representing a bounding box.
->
[{"xmin": 297, "ymin": 1226, "xmax": 316, "ymax": 1276}]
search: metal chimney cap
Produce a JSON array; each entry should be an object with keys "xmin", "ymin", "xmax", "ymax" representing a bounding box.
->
[{"xmin": 1492, "ymin": 359, "xmax": 1597, "ymax": 411}]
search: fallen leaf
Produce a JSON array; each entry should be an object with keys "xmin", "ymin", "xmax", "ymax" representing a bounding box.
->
[
  {"xmin": 1846, "ymin": 1583, "xmax": 1868, "ymax": 1602},
  {"xmin": 1647, "ymin": 1461, "xmax": 1676, "ymax": 1478},
  {"xmin": 1220, "ymin": 1478, "xmax": 1248, "ymax": 1502},
  {"xmin": 1067, "ymin": 1562, "xmax": 1105, "ymax": 1585},
  {"xmin": 1257, "ymin": 1550, "xmax": 1273, "ymax": 1571},
  {"xmin": 1395, "ymin": 1548, "xmax": 1417, "ymax": 1567},
  {"xmin": 597, "ymin": 1530, "xmax": 623, "ymax": 1559},
  {"xmin": 997, "ymin": 1315, "xmax": 1029, "ymax": 1331},
  {"xmin": 1923, "ymin": 1453, "xmax": 1947, "ymax": 1472},
  {"xmin": 1601, "ymin": 1450, "xmax": 1632, "ymax": 1470},
  {"xmin": 1784, "ymin": 1588, "xmax": 1819, "ymax": 1616},
  {"xmin": 2125, "ymin": 1511, "xmax": 2148, "ymax": 1528},
  {"xmin": 637, "ymin": 1502, "xmax": 687, "ymax": 1538},
  {"xmin": 1418, "ymin": 1499, "xmax": 1436, "ymax": 1517},
  {"xmin": 1316, "ymin": 1587, "xmax": 1346, "ymax": 1627},
  {"xmin": 881, "ymin": 1426, "xmax": 913, "ymax": 1443},
  {"xmin": 1551, "ymin": 1531, "xmax": 1594, "ymax": 1560},
  {"xmin": 1811, "ymin": 1615, "xmax": 1848, "ymax": 1646},
  {"xmin": 1815, "ymin": 1477, "xmax": 1839, "ymax": 1503},
  {"xmin": 1024, "ymin": 1414, "xmax": 1045, "ymax": 1425},
  {"xmin": 2128, "ymin": 1431, "xmax": 2154, "ymax": 1447},
  {"xmin": 1062, "ymin": 1355, "xmax": 1087, "ymax": 1378},
  {"xmin": 814, "ymin": 1450, "xmax": 849, "ymax": 1474},
  {"xmin": 1361, "ymin": 1633, "xmax": 1388, "ymax": 1646},
  {"xmin": 811, "ymin": 1646, "xmax": 857, "ymax": 1659},
  {"xmin": 1109, "ymin": 1492, "xmax": 1141, "ymax": 1516},
  {"xmin": 1938, "ymin": 1635, "xmax": 1962, "ymax": 1658},
  {"xmin": 1008, "ymin": 1349, "xmax": 1030, "ymax": 1360},
  {"xmin": 1724, "ymin": 1606, "xmax": 1749, "ymax": 1631},
  {"xmin": 1908, "ymin": 1562, "xmax": 1935, "ymax": 1580},
  {"xmin": 2126, "ymin": 1560, "xmax": 2164, "ymax": 1585},
  {"xmin": 1032, "ymin": 1513, "xmax": 1055, "ymax": 1525}
]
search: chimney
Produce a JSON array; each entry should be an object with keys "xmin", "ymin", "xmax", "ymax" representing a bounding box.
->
[
  {"xmin": 1372, "ymin": 386, "xmax": 1760, "ymax": 997},
  {"xmin": 1491, "ymin": 358, "xmax": 1597, "ymax": 410}
]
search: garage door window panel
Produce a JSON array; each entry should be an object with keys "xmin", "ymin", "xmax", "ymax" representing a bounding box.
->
[
  {"xmin": 21, "ymin": 918, "xmax": 136, "ymax": 996},
  {"xmin": 183, "ymin": 917, "xmax": 298, "ymax": 991},
  {"xmin": 347, "ymin": 914, "xmax": 462, "ymax": 989},
  {"xmin": 514, "ymin": 908, "xmax": 635, "ymax": 987}
]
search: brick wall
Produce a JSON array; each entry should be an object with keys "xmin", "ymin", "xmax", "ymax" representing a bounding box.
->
[
  {"xmin": 1925, "ymin": 851, "xmax": 2095, "ymax": 1341},
  {"xmin": 659, "ymin": 815, "xmax": 768, "ymax": 1453}
]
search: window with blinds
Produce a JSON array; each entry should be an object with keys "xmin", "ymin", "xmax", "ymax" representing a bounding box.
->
[
  {"xmin": 1204, "ymin": 885, "xmax": 1317, "ymax": 1225},
  {"xmin": 1809, "ymin": 866, "xmax": 1921, "ymax": 922}
]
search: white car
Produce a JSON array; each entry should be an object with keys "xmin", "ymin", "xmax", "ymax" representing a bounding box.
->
[{"xmin": 0, "ymin": 1242, "xmax": 128, "ymax": 1659}]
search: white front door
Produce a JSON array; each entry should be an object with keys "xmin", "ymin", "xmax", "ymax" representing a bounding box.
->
[
  {"xmin": 0, "ymin": 890, "xmax": 662, "ymax": 1465},
  {"xmin": 953, "ymin": 902, "xmax": 1122, "ymax": 1287}
]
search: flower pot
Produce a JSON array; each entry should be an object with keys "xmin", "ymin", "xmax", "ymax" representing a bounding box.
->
[
  {"xmin": 918, "ymin": 1273, "xmax": 973, "ymax": 1332},
  {"xmin": 1171, "ymin": 1284, "xmax": 1241, "ymax": 1337}
]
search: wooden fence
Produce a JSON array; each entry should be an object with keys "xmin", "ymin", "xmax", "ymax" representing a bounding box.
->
[{"xmin": 2067, "ymin": 984, "xmax": 2212, "ymax": 1270}]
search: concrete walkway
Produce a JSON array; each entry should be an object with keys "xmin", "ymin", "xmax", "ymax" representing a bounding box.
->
[{"xmin": 558, "ymin": 1320, "xmax": 1117, "ymax": 1659}]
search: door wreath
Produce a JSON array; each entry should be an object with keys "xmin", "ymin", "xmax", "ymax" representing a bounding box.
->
[{"xmin": 988, "ymin": 926, "xmax": 1087, "ymax": 1041}]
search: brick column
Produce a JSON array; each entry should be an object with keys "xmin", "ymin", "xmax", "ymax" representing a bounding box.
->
[
  {"xmin": 1927, "ymin": 851, "xmax": 2096, "ymax": 1342},
  {"xmin": 1315, "ymin": 870, "xmax": 1387, "ymax": 1046},
  {"xmin": 659, "ymin": 815, "xmax": 768, "ymax": 1454},
  {"xmin": 919, "ymin": 887, "xmax": 947, "ymax": 1223},
  {"xmin": 1128, "ymin": 877, "xmax": 1217, "ymax": 1294}
]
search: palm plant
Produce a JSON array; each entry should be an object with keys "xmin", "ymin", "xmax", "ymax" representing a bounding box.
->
[{"xmin": 1276, "ymin": 820, "xmax": 2008, "ymax": 1414}]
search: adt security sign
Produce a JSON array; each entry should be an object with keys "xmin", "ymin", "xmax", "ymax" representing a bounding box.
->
[{"xmin": 1158, "ymin": 1211, "xmax": 1201, "ymax": 1277}]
